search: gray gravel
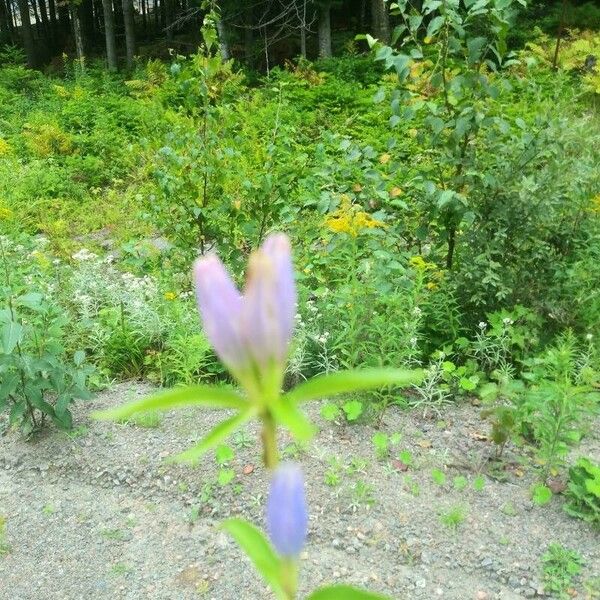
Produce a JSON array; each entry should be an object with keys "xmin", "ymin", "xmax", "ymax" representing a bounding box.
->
[{"xmin": 0, "ymin": 382, "xmax": 598, "ymax": 599}]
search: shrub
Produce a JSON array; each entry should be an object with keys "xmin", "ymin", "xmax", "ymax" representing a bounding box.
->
[{"xmin": 564, "ymin": 457, "xmax": 600, "ymax": 527}]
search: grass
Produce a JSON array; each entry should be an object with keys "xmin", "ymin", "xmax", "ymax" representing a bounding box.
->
[
  {"xmin": 439, "ymin": 505, "xmax": 467, "ymax": 530},
  {"xmin": 0, "ymin": 516, "xmax": 10, "ymax": 556}
]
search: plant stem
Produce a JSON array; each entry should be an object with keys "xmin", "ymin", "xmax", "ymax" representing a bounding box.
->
[
  {"xmin": 281, "ymin": 558, "xmax": 298, "ymax": 599},
  {"xmin": 261, "ymin": 411, "xmax": 279, "ymax": 470}
]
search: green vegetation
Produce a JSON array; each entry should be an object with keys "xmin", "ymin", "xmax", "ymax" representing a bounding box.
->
[
  {"xmin": 542, "ymin": 543, "xmax": 583, "ymax": 599},
  {"xmin": 564, "ymin": 457, "xmax": 600, "ymax": 527},
  {"xmin": 1, "ymin": 1, "xmax": 599, "ymax": 595}
]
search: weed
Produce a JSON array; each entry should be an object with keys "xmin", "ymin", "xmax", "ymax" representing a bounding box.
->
[
  {"xmin": 439, "ymin": 505, "xmax": 467, "ymax": 530},
  {"xmin": 0, "ymin": 516, "xmax": 10, "ymax": 556},
  {"xmin": 431, "ymin": 468, "xmax": 446, "ymax": 486},
  {"xmin": 453, "ymin": 476, "xmax": 468, "ymax": 491},
  {"xmin": 542, "ymin": 544, "xmax": 583, "ymax": 599},
  {"xmin": 472, "ymin": 475, "xmax": 486, "ymax": 492}
]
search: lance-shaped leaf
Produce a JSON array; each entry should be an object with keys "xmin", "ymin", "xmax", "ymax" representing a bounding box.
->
[
  {"xmin": 283, "ymin": 368, "xmax": 424, "ymax": 405},
  {"xmin": 92, "ymin": 384, "xmax": 247, "ymax": 422},
  {"xmin": 170, "ymin": 409, "xmax": 254, "ymax": 464},
  {"xmin": 307, "ymin": 585, "xmax": 392, "ymax": 600},
  {"xmin": 221, "ymin": 518, "xmax": 286, "ymax": 600},
  {"xmin": 270, "ymin": 395, "xmax": 316, "ymax": 441}
]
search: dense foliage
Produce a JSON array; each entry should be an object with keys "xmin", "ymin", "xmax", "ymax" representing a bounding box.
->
[{"xmin": 0, "ymin": 1, "xmax": 599, "ymax": 538}]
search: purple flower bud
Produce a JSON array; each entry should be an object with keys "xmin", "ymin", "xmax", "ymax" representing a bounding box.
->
[
  {"xmin": 266, "ymin": 463, "xmax": 308, "ymax": 557},
  {"xmin": 193, "ymin": 233, "xmax": 296, "ymax": 393},
  {"xmin": 193, "ymin": 255, "xmax": 246, "ymax": 378},
  {"xmin": 243, "ymin": 234, "xmax": 296, "ymax": 368}
]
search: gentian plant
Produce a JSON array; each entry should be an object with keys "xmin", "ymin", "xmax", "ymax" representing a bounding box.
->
[
  {"xmin": 94, "ymin": 233, "xmax": 422, "ymax": 468},
  {"xmin": 94, "ymin": 233, "xmax": 420, "ymax": 598}
]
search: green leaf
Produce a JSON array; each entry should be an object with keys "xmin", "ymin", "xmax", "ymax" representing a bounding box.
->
[
  {"xmin": 270, "ymin": 396, "xmax": 316, "ymax": 441},
  {"xmin": 426, "ymin": 15, "xmax": 445, "ymax": 38},
  {"xmin": 2, "ymin": 321, "xmax": 23, "ymax": 354},
  {"xmin": 307, "ymin": 585, "xmax": 392, "ymax": 600},
  {"xmin": 170, "ymin": 409, "xmax": 254, "ymax": 464},
  {"xmin": 532, "ymin": 484, "xmax": 552, "ymax": 506},
  {"xmin": 15, "ymin": 293, "xmax": 43, "ymax": 310},
  {"xmin": 73, "ymin": 350, "xmax": 86, "ymax": 366},
  {"xmin": 343, "ymin": 400, "xmax": 363, "ymax": 421},
  {"xmin": 221, "ymin": 518, "xmax": 286, "ymax": 600},
  {"xmin": 92, "ymin": 385, "xmax": 248, "ymax": 421},
  {"xmin": 0, "ymin": 373, "xmax": 19, "ymax": 401},
  {"xmin": 284, "ymin": 368, "xmax": 423, "ymax": 404}
]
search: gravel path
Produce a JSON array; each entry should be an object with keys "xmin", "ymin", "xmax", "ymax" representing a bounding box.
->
[{"xmin": 1, "ymin": 382, "xmax": 598, "ymax": 599}]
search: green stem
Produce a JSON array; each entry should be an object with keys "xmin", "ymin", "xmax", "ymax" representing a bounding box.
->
[
  {"xmin": 281, "ymin": 558, "xmax": 298, "ymax": 599},
  {"xmin": 261, "ymin": 411, "xmax": 279, "ymax": 470}
]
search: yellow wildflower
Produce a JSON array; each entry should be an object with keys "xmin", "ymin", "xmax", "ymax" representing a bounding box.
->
[
  {"xmin": 590, "ymin": 193, "xmax": 600, "ymax": 213},
  {"xmin": 389, "ymin": 187, "xmax": 403, "ymax": 198},
  {"xmin": 379, "ymin": 153, "xmax": 391, "ymax": 165},
  {"xmin": 30, "ymin": 250, "xmax": 51, "ymax": 270},
  {"xmin": 164, "ymin": 292, "xmax": 177, "ymax": 301},
  {"xmin": 425, "ymin": 282, "xmax": 438, "ymax": 291},
  {"xmin": 409, "ymin": 256, "xmax": 428, "ymax": 270},
  {"xmin": 53, "ymin": 85, "xmax": 69, "ymax": 98},
  {"xmin": 0, "ymin": 138, "xmax": 11, "ymax": 156},
  {"xmin": 324, "ymin": 196, "xmax": 385, "ymax": 237}
]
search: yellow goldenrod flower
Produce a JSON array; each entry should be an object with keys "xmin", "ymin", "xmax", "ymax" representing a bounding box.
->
[
  {"xmin": 0, "ymin": 138, "xmax": 11, "ymax": 156},
  {"xmin": 0, "ymin": 202, "xmax": 12, "ymax": 220},
  {"xmin": 324, "ymin": 196, "xmax": 385, "ymax": 237},
  {"xmin": 164, "ymin": 292, "xmax": 177, "ymax": 301}
]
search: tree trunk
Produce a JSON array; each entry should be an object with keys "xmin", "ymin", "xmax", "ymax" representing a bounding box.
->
[
  {"xmin": 164, "ymin": 0, "xmax": 173, "ymax": 42},
  {"xmin": 122, "ymin": 0, "xmax": 135, "ymax": 68},
  {"xmin": 16, "ymin": 0, "xmax": 36, "ymax": 67},
  {"xmin": 35, "ymin": 0, "xmax": 50, "ymax": 41},
  {"xmin": 317, "ymin": 2, "xmax": 331, "ymax": 59},
  {"xmin": 216, "ymin": 17, "xmax": 229, "ymax": 60},
  {"xmin": 371, "ymin": 0, "xmax": 390, "ymax": 44},
  {"xmin": 71, "ymin": 4, "xmax": 85, "ymax": 71},
  {"xmin": 58, "ymin": 4, "xmax": 70, "ymax": 41},
  {"xmin": 48, "ymin": 0, "xmax": 59, "ymax": 48},
  {"xmin": 141, "ymin": 0, "xmax": 147, "ymax": 34},
  {"xmin": 299, "ymin": 0, "xmax": 307, "ymax": 58},
  {"xmin": 30, "ymin": 0, "xmax": 42, "ymax": 38},
  {"xmin": 101, "ymin": 0, "xmax": 118, "ymax": 70},
  {"xmin": 244, "ymin": 2, "xmax": 253, "ymax": 66},
  {"xmin": 0, "ymin": 0, "xmax": 13, "ymax": 43}
]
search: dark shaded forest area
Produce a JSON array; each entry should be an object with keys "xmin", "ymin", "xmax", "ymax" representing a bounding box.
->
[{"xmin": 2, "ymin": 0, "xmax": 599, "ymax": 70}]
